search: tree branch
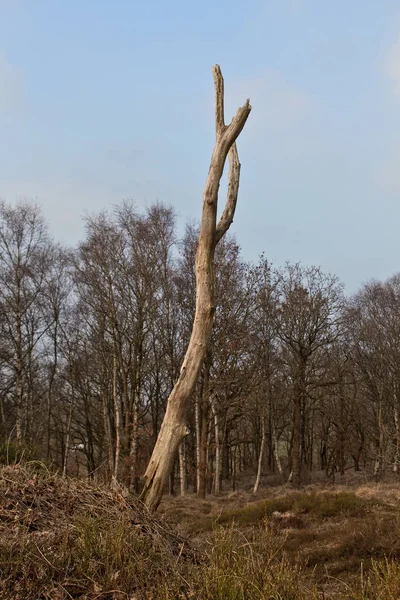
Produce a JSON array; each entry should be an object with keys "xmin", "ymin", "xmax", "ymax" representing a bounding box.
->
[
  {"xmin": 224, "ymin": 100, "xmax": 251, "ymax": 147},
  {"xmin": 215, "ymin": 143, "xmax": 240, "ymax": 244},
  {"xmin": 212, "ymin": 64, "xmax": 225, "ymax": 136}
]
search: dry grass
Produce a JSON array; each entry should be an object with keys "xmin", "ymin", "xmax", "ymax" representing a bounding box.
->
[
  {"xmin": 163, "ymin": 483, "xmax": 400, "ymax": 597},
  {"xmin": 0, "ymin": 464, "xmax": 318, "ymax": 599},
  {"xmin": 164, "ymin": 489, "xmax": 384, "ymax": 535},
  {"xmin": 2, "ymin": 464, "xmax": 400, "ymax": 599},
  {"xmin": 0, "ymin": 463, "xmax": 197, "ymax": 599}
]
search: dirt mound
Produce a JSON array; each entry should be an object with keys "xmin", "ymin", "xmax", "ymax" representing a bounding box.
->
[{"xmin": 0, "ymin": 463, "xmax": 197, "ymax": 599}]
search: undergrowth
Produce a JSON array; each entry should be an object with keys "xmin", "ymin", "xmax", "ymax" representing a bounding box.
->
[
  {"xmin": 0, "ymin": 464, "xmax": 316, "ymax": 599},
  {"xmin": 1, "ymin": 464, "xmax": 400, "ymax": 599}
]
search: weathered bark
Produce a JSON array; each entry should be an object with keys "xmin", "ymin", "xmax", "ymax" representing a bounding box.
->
[{"xmin": 139, "ymin": 65, "xmax": 251, "ymax": 511}]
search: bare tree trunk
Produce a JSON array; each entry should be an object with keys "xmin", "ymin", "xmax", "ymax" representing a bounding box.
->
[
  {"xmin": 374, "ymin": 402, "xmax": 384, "ymax": 480},
  {"xmin": 178, "ymin": 441, "xmax": 187, "ymax": 496},
  {"xmin": 222, "ymin": 418, "xmax": 229, "ymax": 482},
  {"xmin": 253, "ymin": 413, "xmax": 265, "ymax": 494},
  {"xmin": 129, "ymin": 395, "xmax": 139, "ymax": 491},
  {"xmin": 195, "ymin": 389, "xmax": 201, "ymax": 493},
  {"xmin": 292, "ymin": 364, "xmax": 306, "ymax": 488},
  {"xmin": 62, "ymin": 394, "xmax": 75, "ymax": 478},
  {"xmin": 0, "ymin": 397, "xmax": 5, "ymax": 438},
  {"xmin": 232, "ymin": 445, "xmax": 237, "ymax": 492},
  {"xmin": 272, "ymin": 425, "xmax": 284, "ymax": 480},
  {"xmin": 206, "ymin": 427, "xmax": 213, "ymax": 495},
  {"xmin": 102, "ymin": 393, "xmax": 114, "ymax": 479},
  {"xmin": 112, "ymin": 354, "xmax": 121, "ymax": 482},
  {"xmin": 198, "ymin": 357, "xmax": 211, "ymax": 498},
  {"xmin": 198, "ymin": 400, "xmax": 208, "ymax": 499},
  {"xmin": 292, "ymin": 387, "xmax": 302, "ymax": 488},
  {"xmin": 15, "ymin": 280, "xmax": 23, "ymax": 443},
  {"xmin": 169, "ymin": 467, "xmax": 175, "ymax": 496},
  {"xmin": 211, "ymin": 397, "xmax": 221, "ymax": 495},
  {"xmin": 16, "ymin": 354, "xmax": 23, "ymax": 442},
  {"xmin": 46, "ymin": 319, "xmax": 58, "ymax": 462},
  {"xmin": 129, "ymin": 338, "xmax": 143, "ymax": 492},
  {"xmin": 139, "ymin": 65, "xmax": 251, "ymax": 512},
  {"xmin": 393, "ymin": 406, "xmax": 400, "ymax": 474},
  {"xmin": 373, "ymin": 454, "xmax": 380, "ymax": 478}
]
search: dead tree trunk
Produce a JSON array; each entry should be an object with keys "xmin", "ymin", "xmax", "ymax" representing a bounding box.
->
[{"xmin": 139, "ymin": 65, "xmax": 251, "ymax": 512}]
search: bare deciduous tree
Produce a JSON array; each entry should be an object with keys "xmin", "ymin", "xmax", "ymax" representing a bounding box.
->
[
  {"xmin": 139, "ymin": 65, "xmax": 251, "ymax": 512},
  {"xmin": 275, "ymin": 264, "xmax": 344, "ymax": 488}
]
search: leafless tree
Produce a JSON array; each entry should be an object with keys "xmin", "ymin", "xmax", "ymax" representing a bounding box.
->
[
  {"xmin": 275, "ymin": 263, "xmax": 344, "ymax": 487},
  {"xmin": 139, "ymin": 65, "xmax": 251, "ymax": 511}
]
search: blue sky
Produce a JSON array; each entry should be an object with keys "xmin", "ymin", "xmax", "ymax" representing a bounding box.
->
[{"xmin": 1, "ymin": 0, "xmax": 400, "ymax": 292}]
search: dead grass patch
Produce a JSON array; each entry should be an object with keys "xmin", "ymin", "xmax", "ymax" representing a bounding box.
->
[
  {"xmin": 3, "ymin": 466, "xmax": 400, "ymax": 599},
  {"xmin": 0, "ymin": 463, "xmax": 197, "ymax": 599},
  {"xmin": 0, "ymin": 464, "xmax": 321, "ymax": 599},
  {"xmin": 184, "ymin": 490, "xmax": 379, "ymax": 534}
]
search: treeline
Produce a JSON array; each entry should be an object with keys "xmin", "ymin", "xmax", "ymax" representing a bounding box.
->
[{"xmin": 0, "ymin": 199, "xmax": 399, "ymax": 494}]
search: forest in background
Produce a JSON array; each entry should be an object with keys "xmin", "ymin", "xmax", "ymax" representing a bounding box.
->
[{"xmin": 1, "ymin": 198, "xmax": 399, "ymax": 496}]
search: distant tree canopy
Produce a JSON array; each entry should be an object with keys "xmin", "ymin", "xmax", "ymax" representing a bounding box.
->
[{"xmin": 0, "ymin": 198, "xmax": 399, "ymax": 492}]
